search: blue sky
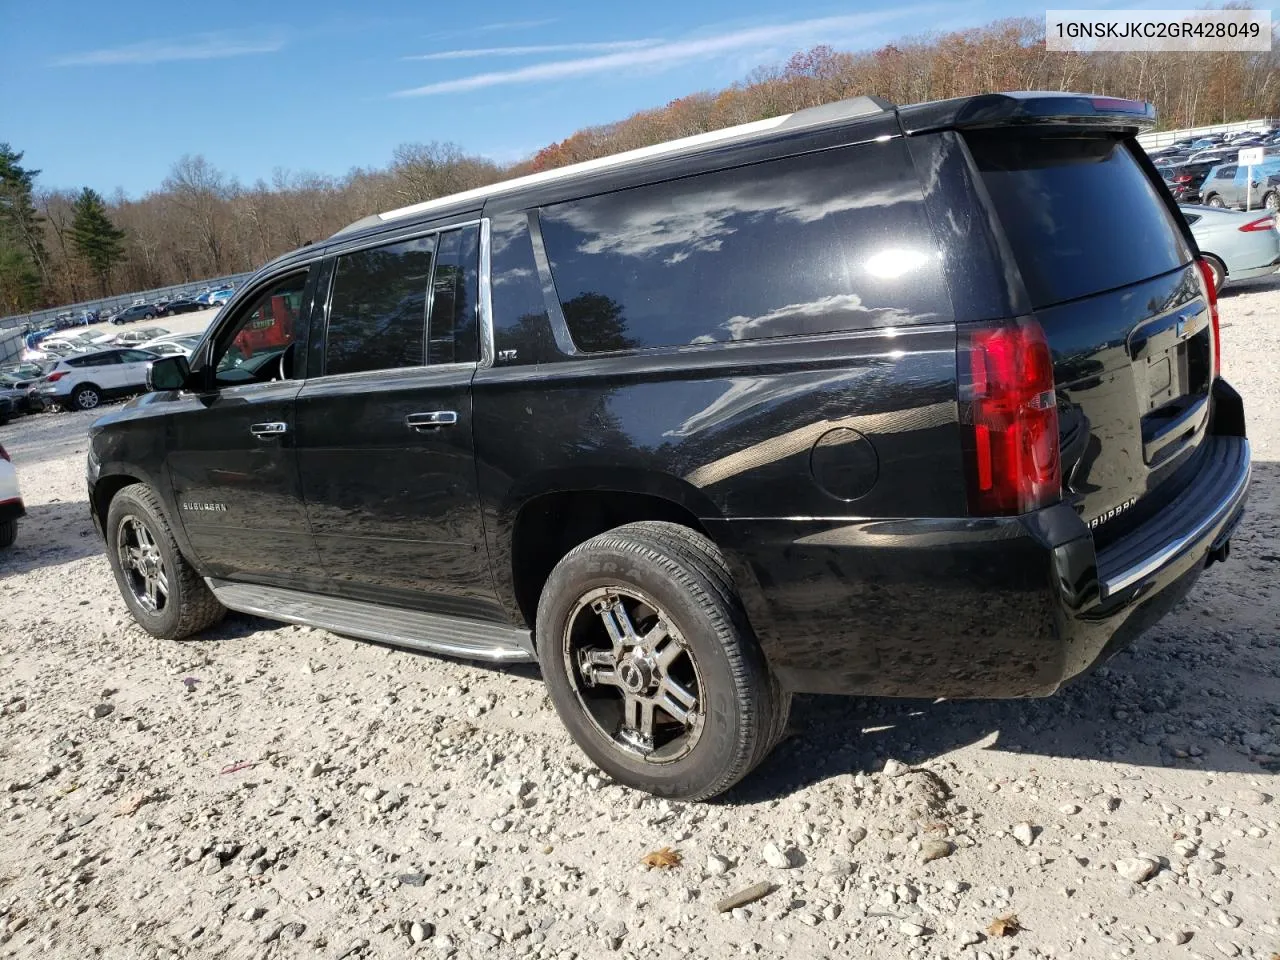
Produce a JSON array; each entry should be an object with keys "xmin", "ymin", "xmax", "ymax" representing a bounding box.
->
[{"xmin": 3, "ymin": 0, "xmax": 1041, "ymax": 198}]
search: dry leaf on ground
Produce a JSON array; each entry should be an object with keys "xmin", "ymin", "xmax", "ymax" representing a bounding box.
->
[
  {"xmin": 641, "ymin": 846, "xmax": 682, "ymax": 869},
  {"xmin": 987, "ymin": 913, "xmax": 1021, "ymax": 937}
]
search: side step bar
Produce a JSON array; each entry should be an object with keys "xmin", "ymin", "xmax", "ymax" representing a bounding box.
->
[{"xmin": 207, "ymin": 580, "xmax": 535, "ymax": 663}]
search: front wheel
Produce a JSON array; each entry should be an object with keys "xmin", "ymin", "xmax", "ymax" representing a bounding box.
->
[
  {"xmin": 105, "ymin": 484, "xmax": 225, "ymax": 640},
  {"xmin": 536, "ymin": 523, "xmax": 785, "ymax": 800},
  {"xmin": 1206, "ymin": 194, "xmax": 1226, "ymax": 208},
  {"xmin": 0, "ymin": 519, "xmax": 16, "ymax": 550}
]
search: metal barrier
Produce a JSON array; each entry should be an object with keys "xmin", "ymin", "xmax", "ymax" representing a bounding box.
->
[
  {"xmin": 0, "ymin": 271, "xmax": 254, "ymax": 334},
  {"xmin": 1138, "ymin": 118, "xmax": 1278, "ymax": 150}
]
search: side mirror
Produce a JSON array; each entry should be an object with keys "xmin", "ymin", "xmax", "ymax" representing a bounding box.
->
[{"xmin": 147, "ymin": 355, "xmax": 190, "ymax": 391}]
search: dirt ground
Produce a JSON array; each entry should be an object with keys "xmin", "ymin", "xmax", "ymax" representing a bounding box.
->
[{"xmin": 0, "ymin": 280, "xmax": 1277, "ymax": 960}]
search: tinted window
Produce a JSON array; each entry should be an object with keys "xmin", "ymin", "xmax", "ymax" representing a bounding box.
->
[
  {"xmin": 326, "ymin": 236, "xmax": 435, "ymax": 376},
  {"xmin": 537, "ymin": 142, "xmax": 948, "ymax": 352},
  {"xmin": 1215, "ymin": 165, "xmax": 1237, "ymax": 179},
  {"xmin": 489, "ymin": 212, "xmax": 558, "ymax": 363},
  {"xmin": 69, "ymin": 352, "xmax": 119, "ymax": 367},
  {"xmin": 427, "ymin": 226, "xmax": 480, "ymax": 365},
  {"xmin": 214, "ymin": 272, "xmax": 307, "ymax": 386},
  {"xmin": 967, "ymin": 135, "xmax": 1191, "ymax": 309},
  {"xmin": 119, "ymin": 349, "xmax": 155, "ymax": 362}
]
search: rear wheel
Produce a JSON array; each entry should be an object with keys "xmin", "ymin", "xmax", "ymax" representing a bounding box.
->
[
  {"xmin": 536, "ymin": 522, "xmax": 784, "ymax": 800},
  {"xmin": 1203, "ymin": 254, "xmax": 1226, "ymax": 292},
  {"xmin": 0, "ymin": 519, "xmax": 16, "ymax": 549},
  {"xmin": 105, "ymin": 484, "xmax": 225, "ymax": 640},
  {"xmin": 1264, "ymin": 191, "xmax": 1279, "ymax": 213},
  {"xmin": 70, "ymin": 384, "xmax": 101, "ymax": 411}
]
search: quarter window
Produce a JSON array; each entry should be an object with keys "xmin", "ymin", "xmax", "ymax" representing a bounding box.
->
[
  {"xmin": 537, "ymin": 142, "xmax": 948, "ymax": 352},
  {"xmin": 426, "ymin": 226, "xmax": 481, "ymax": 365},
  {"xmin": 326, "ymin": 236, "xmax": 436, "ymax": 376}
]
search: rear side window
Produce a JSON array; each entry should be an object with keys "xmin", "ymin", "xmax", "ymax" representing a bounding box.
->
[
  {"xmin": 426, "ymin": 226, "xmax": 480, "ymax": 365},
  {"xmin": 966, "ymin": 134, "xmax": 1191, "ymax": 309},
  {"xmin": 538, "ymin": 141, "xmax": 948, "ymax": 352},
  {"xmin": 325, "ymin": 236, "xmax": 436, "ymax": 376}
]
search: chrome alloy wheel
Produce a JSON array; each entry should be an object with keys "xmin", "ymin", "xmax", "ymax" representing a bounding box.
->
[
  {"xmin": 563, "ymin": 586, "xmax": 705, "ymax": 762},
  {"xmin": 117, "ymin": 516, "xmax": 169, "ymax": 613}
]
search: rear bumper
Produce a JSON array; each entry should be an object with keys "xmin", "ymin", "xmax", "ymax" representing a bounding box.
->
[{"xmin": 708, "ymin": 432, "xmax": 1250, "ymax": 698}]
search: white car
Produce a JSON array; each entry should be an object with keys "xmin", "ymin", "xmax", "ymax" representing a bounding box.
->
[
  {"xmin": 35, "ymin": 348, "xmax": 159, "ymax": 412},
  {"xmin": 139, "ymin": 334, "xmax": 201, "ymax": 358},
  {"xmin": 0, "ymin": 442, "xmax": 22, "ymax": 549},
  {"xmin": 113, "ymin": 326, "xmax": 170, "ymax": 347}
]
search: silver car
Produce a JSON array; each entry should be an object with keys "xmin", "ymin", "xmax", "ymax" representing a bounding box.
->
[{"xmin": 1180, "ymin": 204, "xmax": 1280, "ymax": 290}]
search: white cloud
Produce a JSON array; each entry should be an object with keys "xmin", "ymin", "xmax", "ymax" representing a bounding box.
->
[
  {"xmin": 405, "ymin": 40, "xmax": 662, "ymax": 61},
  {"xmin": 53, "ymin": 34, "xmax": 283, "ymax": 67},
  {"xmin": 477, "ymin": 19, "xmax": 558, "ymax": 33},
  {"xmin": 392, "ymin": 9, "xmax": 935, "ymax": 97}
]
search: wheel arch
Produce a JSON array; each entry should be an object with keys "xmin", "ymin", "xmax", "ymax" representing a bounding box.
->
[
  {"xmin": 90, "ymin": 466, "xmax": 201, "ymax": 570},
  {"xmin": 501, "ymin": 471, "xmax": 723, "ymax": 631}
]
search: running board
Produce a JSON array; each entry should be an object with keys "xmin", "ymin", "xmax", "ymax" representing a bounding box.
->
[{"xmin": 207, "ymin": 580, "xmax": 535, "ymax": 663}]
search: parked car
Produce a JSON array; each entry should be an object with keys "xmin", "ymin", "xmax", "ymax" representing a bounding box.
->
[
  {"xmin": 1162, "ymin": 160, "xmax": 1218, "ymax": 203},
  {"xmin": 0, "ymin": 442, "xmax": 22, "ymax": 549},
  {"xmin": 36, "ymin": 348, "xmax": 158, "ymax": 411},
  {"xmin": 160, "ymin": 298, "xmax": 206, "ymax": 316},
  {"xmin": 110, "ymin": 303, "xmax": 159, "ymax": 325},
  {"xmin": 87, "ymin": 91, "xmax": 1249, "ymax": 800},
  {"xmin": 0, "ymin": 381, "xmax": 44, "ymax": 418},
  {"xmin": 141, "ymin": 335, "xmax": 201, "ymax": 359},
  {"xmin": 0, "ymin": 362, "xmax": 49, "ymax": 387},
  {"xmin": 113, "ymin": 326, "xmax": 170, "ymax": 347},
  {"xmin": 1201, "ymin": 158, "xmax": 1280, "ymax": 211},
  {"xmin": 1180, "ymin": 205, "xmax": 1280, "ymax": 289},
  {"xmin": 207, "ymin": 288, "xmax": 234, "ymax": 306}
]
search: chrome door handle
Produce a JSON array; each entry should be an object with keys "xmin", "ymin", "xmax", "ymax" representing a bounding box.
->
[
  {"xmin": 405, "ymin": 411, "xmax": 458, "ymax": 431},
  {"xmin": 249, "ymin": 421, "xmax": 288, "ymax": 438}
]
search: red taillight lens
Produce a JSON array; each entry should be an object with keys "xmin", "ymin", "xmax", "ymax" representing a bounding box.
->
[
  {"xmin": 1173, "ymin": 174, "xmax": 1193, "ymax": 183},
  {"xmin": 1195, "ymin": 258, "xmax": 1221, "ymax": 379},
  {"xmin": 1239, "ymin": 216, "xmax": 1276, "ymax": 232},
  {"xmin": 45, "ymin": 371, "xmax": 67, "ymax": 382},
  {"xmin": 962, "ymin": 320, "xmax": 1061, "ymax": 517}
]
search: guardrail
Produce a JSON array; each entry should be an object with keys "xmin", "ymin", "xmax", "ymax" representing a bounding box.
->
[
  {"xmin": 1138, "ymin": 118, "xmax": 1278, "ymax": 150},
  {"xmin": 0, "ymin": 271, "xmax": 253, "ymax": 335}
]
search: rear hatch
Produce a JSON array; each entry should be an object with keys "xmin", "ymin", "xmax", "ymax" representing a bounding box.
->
[{"xmin": 964, "ymin": 129, "xmax": 1212, "ymax": 543}]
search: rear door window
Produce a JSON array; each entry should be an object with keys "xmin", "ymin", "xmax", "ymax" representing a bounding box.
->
[
  {"xmin": 966, "ymin": 134, "xmax": 1192, "ymax": 308},
  {"xmin": 537, "ymin": 140, "xmax": 949, "ymax": 352}
]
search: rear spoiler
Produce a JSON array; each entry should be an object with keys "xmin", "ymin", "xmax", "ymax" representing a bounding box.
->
[{"xmin": 897, "ymin": 92, "xmax": 1157, "ymax": 136}]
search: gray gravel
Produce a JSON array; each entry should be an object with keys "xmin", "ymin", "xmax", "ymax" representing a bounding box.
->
[{"xmin": 1, "ymin": 278, "xmax": 1278, "ymax": 959}]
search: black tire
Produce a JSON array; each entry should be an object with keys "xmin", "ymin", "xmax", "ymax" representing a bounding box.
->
[
  {"xmin": 70, "ymin": 384, "xmax": 102, "ymax": 411},
  {"xmin": 105, "ymin": 484, "xmax": 225, "ymax": 640},
  {"xmin": 1206, "ymin": 194, "xmax": 1225, "ymax": 208},
  {"xmin": 621, "ymin": 521, "xmax": 792, "ymax": 765},
  {"xmin": 1203, "ymin": 254, "xmax": 1226, "ymax": 292},
  {"xmin": 536, "ymin": 522, "xmax": 783, "ymax": 800},
  {"xmin": 1264, "ymin": 191, "xmax": 1279, "ymax": 213},
  {"xmin": 0, "ymin": 519, "xmax": 15, "ymax": 550}
]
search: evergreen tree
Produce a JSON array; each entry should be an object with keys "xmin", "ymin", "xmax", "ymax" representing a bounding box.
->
[
  {"xmin": 70, "ymin": 187, "xmax": 127, "ymax": 296},
  {"xmin": 0, "ymin": 143, "xmax": 47, "ymax": 312}
]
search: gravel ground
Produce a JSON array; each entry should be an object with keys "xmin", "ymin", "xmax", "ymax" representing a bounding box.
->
[{"xmin": 1, "ymin": 280, "xmax": 1278, "ymax": 960}]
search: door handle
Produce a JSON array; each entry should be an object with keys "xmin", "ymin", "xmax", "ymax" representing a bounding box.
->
[
  {"xmin": 249, "ymin": 421, "xmax": 288, "ymax": 438},
  {"xmin": 404, "ymin": 411, "xmax": 458, "ymax": 431}
]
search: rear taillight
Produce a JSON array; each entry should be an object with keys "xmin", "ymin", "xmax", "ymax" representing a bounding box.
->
[
  {"xmin": 1195, "ymin": 258, "xmax": 1221, "ymax": 379},
  {"xmin": 45, "ymin": 371, "xmax": 67, "ymax": 382},
  {"xmin": 1239, "ymin": 216, "xmax": 1276, "ymax": 232},
  {"xmin": 961, "ymin": 320, "xmax": 1061, "ymax": 517},
  {"xmin": 1173, "ymin": 174, "xmax": 1193, "ymax": 184}
]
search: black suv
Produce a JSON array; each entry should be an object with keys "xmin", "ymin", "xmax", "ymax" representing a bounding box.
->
[{"xmin": 88, "ymin": 92, "xmax": 1251, "ymax": 800}]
